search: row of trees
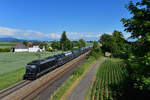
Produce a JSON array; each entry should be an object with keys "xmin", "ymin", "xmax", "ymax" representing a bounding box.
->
[
  {"xmin": 121, "ymin": 0, "xmax": 150, "ymax": 96},
  {"xmin": 23, "ymin": 41, "xmax": 49, "ymax": 51},
  {"xmin": 100, "ymin": 30, "xmax": 127, "ymax": 57},
  {"xmin": 51, "ymin": 31, "xmax": 86, "ymax": 51},
  {"xmin": 21, "ymin": 31, "xmax": 86, "ymax": 52},
  {"xmin": 99, "ymin": 0, "xmax": 150, "ymax": 99}
]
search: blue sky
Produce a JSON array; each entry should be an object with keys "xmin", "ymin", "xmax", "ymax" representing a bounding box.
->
[{"xmin": 0, "ymin": 0, "xmax": 140, "ymax": 41}]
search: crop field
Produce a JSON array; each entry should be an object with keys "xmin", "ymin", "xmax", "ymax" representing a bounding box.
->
[
  {"xmin": 0, "ymin": 51, "xmax": 61, "ymax": 90},
  {"xmin": 0, "ymin": 51, "xmax": 61, "ymax": 76},
  {"xmin": 89, "ymin": 58, "xmax": 128, "ymax": 100},
  {"xmin": 0, "ymin": 42, "xmax": 17, "ymax": 48}
]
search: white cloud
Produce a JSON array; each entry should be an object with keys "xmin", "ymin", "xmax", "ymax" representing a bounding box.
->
[
  {"xmin": 0, "ymin": 27, "xmax": 61, "ymax": 40},
  {"xmin": 48, "ymin": 33, "xmax": 61, "ymax": 39},
  {"xmin": 66, "ymin": 32, "xmax": 104, "ymax": 40},
  {"xmin": 0, "ymin": 27, "xmax": 20, "ymax": 36},
  {"xmin": 0, "ymin": 26, "xmax": 115, "ymax": 41}
]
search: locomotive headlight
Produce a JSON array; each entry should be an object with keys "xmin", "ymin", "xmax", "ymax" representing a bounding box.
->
[{"xmin": 30, "ymin": 65, "xmax": 36, "ymax": 68}]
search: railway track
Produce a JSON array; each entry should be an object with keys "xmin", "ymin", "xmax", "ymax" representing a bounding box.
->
[
  {"xmin": 1, "ymin": 52, "xmax": 89, "ymax": 100},
  {"xmin": 22, "ymin": 54, "xmax": 87, "ymax": 100},
  {"xmin": 0, "ymin": 80, "xmax": 31, "ymax": 100}
]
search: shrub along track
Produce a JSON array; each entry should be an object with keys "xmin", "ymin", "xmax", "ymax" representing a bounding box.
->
[{"xmin": 1, "ymin": 52, "xmax": 89, "ymax": 100}]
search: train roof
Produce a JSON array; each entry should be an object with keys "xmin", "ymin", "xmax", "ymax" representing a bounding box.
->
[
  {"xmin": 27, "ymin": 46, "xmax": 90, "ymax": 65},
  {"xmin": 53, "ymin": 53, "xmax": 65, "ymax": 58},
  {"xmin": 40, "ymin": 57, "xmax": 56, "ymax": 64},
  {"xmin": 28, "ymin": 56, "xmax": 56, "ymax": 65},
  {"xmin": 72, "ymin": 49, "xmax": 80, "ymax": 52},
  {"xmin": 63, "ymin": 51, "xmax": 72, "ymax": 56},
  {"xmin": 28, "ymin": 60, "xmax": 40, "ymax": 65}
]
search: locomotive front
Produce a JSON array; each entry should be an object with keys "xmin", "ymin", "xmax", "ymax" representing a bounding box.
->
[{"xmin": 23, "ymin": 64, "xmax": 38, "ymax": 80}]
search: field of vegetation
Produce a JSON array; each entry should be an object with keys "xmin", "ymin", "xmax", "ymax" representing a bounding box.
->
[
  {"xmin": 0, "ymin": 52, "xmax": 61, "ymax": 76},
  {"xmin": 0, "ymin": 42, "xmax": 17, "ymax": 48},
  {"xmin": 87, "ymin": 58, "xmax": 128, "ymax": 100},
  {"xmin": 0, "ymin": 51, "xmax": 61, "ymax": 90}
]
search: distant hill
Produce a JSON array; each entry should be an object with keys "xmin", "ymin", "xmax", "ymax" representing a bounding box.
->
[
  {"xmin": 0, "ymin": 37, "xmax": 39, "ymax": 42},
  {"xmin": 0, "ymin": 37, "xmax": 22, "ymax": 42}
]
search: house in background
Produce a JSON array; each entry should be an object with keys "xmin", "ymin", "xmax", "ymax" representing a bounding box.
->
[
  {"xmin": 28, "ymin": 45, "xmax": 41, "ymax": 52},
  {"xmin": 12, "ymin": 43, "xmax": 28, "ymax": 52},
  {"xmin": 28, "ymin": 43, "xmax": 41, "ymax": 52},
  {"xmin": 12, "ymin": 43, "xmax": 41, "ymax": 52}
]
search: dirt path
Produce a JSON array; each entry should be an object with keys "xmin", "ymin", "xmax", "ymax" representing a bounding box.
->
[{"xmin": 67, "ymin": 57, "xmax": 106, "ymax": 100}]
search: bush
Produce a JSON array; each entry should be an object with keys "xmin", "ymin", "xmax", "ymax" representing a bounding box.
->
[
  {"xmin": 90, "ymin": 41, "xmax": 103, "ymax": 59},
  {"xmin": 90, "ymin": 51, "xmax": 99, "ymax": 59},
  {"xmin": 0, "ymin": 48, "xmax": 11, "ymax": 52}
]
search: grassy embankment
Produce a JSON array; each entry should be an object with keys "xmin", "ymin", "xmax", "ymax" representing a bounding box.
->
[
  {"xmin": 0, "ymin": 51, "xmax": 61, "ymax": 90},
  {"xmin": 49, "ymin": 54, "xmax": 102, "ymax": 100},
  {"xmin": 85, "ymin": 58, "xmax": 128, "ymax": 100}
]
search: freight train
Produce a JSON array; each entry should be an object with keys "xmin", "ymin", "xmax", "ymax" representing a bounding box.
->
[{"xmin": 23, "ymin": 47, "xmax": 91, "ymax": 80}]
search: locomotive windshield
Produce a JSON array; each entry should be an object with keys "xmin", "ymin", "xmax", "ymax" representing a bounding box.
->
[
  {"xmin": 26, "ymin": 65, "xmax": 37, "ymax": 73},
  {"xmin": 29, "ymin": 65, "xmax": 36, "ymax": 68},
  {"xmin": 27, "ymin": 65, "xmax": 36, "ymax": 69}
]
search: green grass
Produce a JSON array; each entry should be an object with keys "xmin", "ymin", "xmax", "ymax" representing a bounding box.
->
[
  {"xmin": 0, "ymin": 51, "xmax": 61, "ymax": 76},
  {"xmin": 0, "ymin": 46, "xmax": 12, "ymax": 48},
  {"xmin": 0, "ymin": 42, "xmax": 17, "ymax": 48},
  {"xmin": 88, "ymin": 58, "xmax": 128, "ymax": 100},
  {"xmin": 0, "ymin": 68, "xmax": 25, "ymax": 90},
  {"xmin": 0, "ymin": 51, "xmax": 61, "ymax": 90},
  {"xmin": 50, "ymin": 55, "xmax": 102, "ymax": 100}
]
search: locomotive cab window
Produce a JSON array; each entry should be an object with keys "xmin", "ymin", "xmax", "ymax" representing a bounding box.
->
[{"xmin": 26, "ymin": 65, "xmax": 37, "ymax": 73}]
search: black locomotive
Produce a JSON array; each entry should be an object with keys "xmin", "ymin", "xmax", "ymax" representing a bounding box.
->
[{"xmin": 23, "ymin": 47, "xmax": 91, "ymax": 80}]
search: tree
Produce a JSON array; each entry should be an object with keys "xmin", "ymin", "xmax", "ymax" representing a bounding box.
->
[
  {"xmin": 92, "ymin": 41, "xmax": 102, "ymax": 53},
  {"xmin": 112, "ymin": 30, "xmax": 126, "ymax": 57},
  {"xmin": 60, "ymin": 31, "xmax": 67, "ymax": 51},
  {"xmin": 100, "ymin": 31, "xmax": 126, "ymax": 57},
  {"xmin": 51, "ymin": 41, "xmax": 60, "ymax": 50},
  {"xmin": 60, "ymin": 31, "xmax": 72, "ymax": 51},
  {"xmin": 121, "ymin": 0, "xmax": 150, "ymax": 56},
  {"xmin": 72, "ymin": 41, "xmax": 79, "ymax": 48},
  {"xmin": 121, "ymin": 0, "xmax": 150, "ymax": 92},
  {"xmin": 78, "ymin": 39, "xmax": 86, "ymax": 48},
  {"xmin": 90, "ymin": 41, "xmax": 102, "ymax": 59},
  {"xmin": 39, "ymin": 42, "xmax": 48, "ymax": 50},
  {"xmin": 66, "ymin": 39, "xmax": 73, "ymax": 50},
  {"xmin": 100, "ymin": 33, "xmax": 113, "ymax": 52},
  {"xmin": 60, "ymin": 31, "xmax": 68, "ymax": 43},
  {"xmin": 23, "ymin": 41, "xmax": 28, "ymax": 46}
]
